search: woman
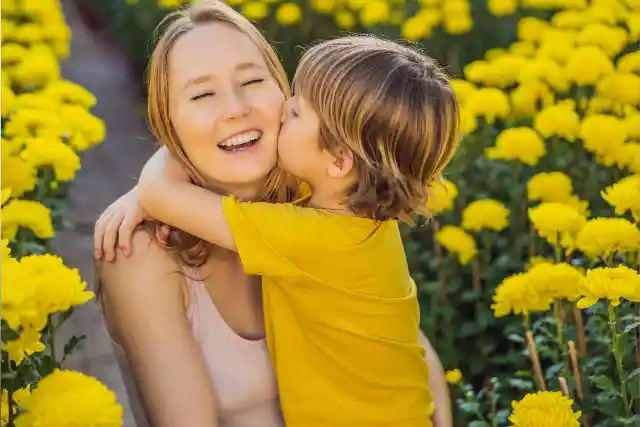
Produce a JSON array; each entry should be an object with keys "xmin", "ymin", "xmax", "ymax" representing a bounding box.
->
[{"xmin": 95, "ymin": 2, "xmax": 451, "ymax": 427}]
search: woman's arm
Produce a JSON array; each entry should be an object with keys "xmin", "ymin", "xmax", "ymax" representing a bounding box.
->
[
  {"xmin": 419, "ymin": 331, "xmax": 452, "ymax": 427},
  {"xmin": 99, "ymin": 230, "xmax": 219, "ymax": 427}
]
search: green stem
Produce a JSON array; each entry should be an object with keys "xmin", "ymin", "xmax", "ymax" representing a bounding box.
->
[
  {"xmin": 609, "ymin": 304, "xmax": 630, "ymax": 414},
  {"xmin": 6, "ymin": 361, "xmax": 16, "ymax": 426},
  {"xmin": 48, "ymin": 314, "xmax": 57, "ymax": 366},
  {"xmin": 554, "ymin": 302, "xmax": 564, "ymax": 350}
]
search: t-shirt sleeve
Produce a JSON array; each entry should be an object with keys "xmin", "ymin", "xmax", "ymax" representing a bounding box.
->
[{"xmin": 221, "ymin": 196, "xmax": 319, "ymax": 277}]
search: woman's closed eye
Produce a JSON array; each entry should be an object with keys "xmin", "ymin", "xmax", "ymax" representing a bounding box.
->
[
  {"xmin": 191, "ymin": 92, "xmax": 214, "ymax": 101},
  {"xmin": 242, "ymin": 78, "xmax": 264, "ymax": 86}
]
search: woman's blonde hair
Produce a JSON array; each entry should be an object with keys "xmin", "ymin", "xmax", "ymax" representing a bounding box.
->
[
  {"xmin": 145, "ymin": 0, "xmax": 297, "ymax": 266},
  {"xmin": 293, "ymin": 36, "xmax": 460, "ymax": 224}
]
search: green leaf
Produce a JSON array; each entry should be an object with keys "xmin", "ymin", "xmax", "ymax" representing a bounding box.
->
[
  {"xmin": 627, "ymin": 368, "xmax": 640, "ymax": 399},
  {"xmin": 628, "ymin": 368, "xmax": 640, "ymax": 382},
  {"xmin": 618, "ymin": 415, "xmax": 640, "ymax": 425},
  {"xmin": 495, "ymin": 409, "xmax": 511, "ymax": 424},
  {"xmin": 61, "ymin": 335, "xmax": 86, "ymax": 363},
  {"xmin": 507, "ymin": 378, "xmax": 534, "ymax": 392},
  {"xmin": 597, "ymin": 395, "xmax": 625, "ymax": 417},
  {"xmin": 37, "ymin": 355, "xmax": 56, "ymax": 377},
  {"xmin": 459, "ymin": 402, "xmax": 481, "ymax": 414},
  {"xmin": 507, "ymin": 333, "xmax": 524, "ymax": 344},
  {"xmin": 545, "ymin": 362, "xmax": 564, "ymax": 380},
  {"xmin": 468, "ymin": 421, "xmax": 490, "ymax": 427},
  {"xmin": 623, "ymin": 321, "xmax": 640, "ymax": 334},
  {"xmin": 590, "ymin": 375, "xmax": 617, "ymax": 392}
]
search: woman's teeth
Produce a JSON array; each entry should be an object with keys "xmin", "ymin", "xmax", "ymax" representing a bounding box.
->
[{"xmin": 218, "ymin": 130, "xmax": 262, "ymax": 151}]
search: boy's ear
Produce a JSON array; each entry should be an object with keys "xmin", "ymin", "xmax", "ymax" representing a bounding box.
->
[{"xmin": 327, "ymin": 149, "xmax": 354, "ymax": 179}]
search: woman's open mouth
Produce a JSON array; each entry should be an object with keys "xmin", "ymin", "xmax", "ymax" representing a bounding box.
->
[{"xmin": 217, "ymin": 130, "xmax": 262, "ymax": 152}]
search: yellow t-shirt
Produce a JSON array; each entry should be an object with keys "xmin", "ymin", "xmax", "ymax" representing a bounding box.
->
[{"xmin": 221, "ymin": 196, "xmax": 433, "ymax": 427}]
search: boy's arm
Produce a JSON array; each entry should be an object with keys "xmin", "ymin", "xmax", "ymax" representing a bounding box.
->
[
  {"xmin": 420, "ymin": 331, "xmax": 453, "ymax": 427},
  {"xmin": 137, "ymin": 147, "xmax": 237, "ymax": 251}
]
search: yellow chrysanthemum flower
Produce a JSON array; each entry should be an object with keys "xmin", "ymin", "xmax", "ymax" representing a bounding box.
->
[
  {"xmin": 1, "ymin": 388, "xmax": 30, "ymax": 426},
  {"xmin": 465, "ymin": 87, "xmax": 510, "ymax": 124},
  {"xmin": 577, "ymin": 266, "xmax": 640, "ymax": 308},
  {"xmin": 509, "ymin": 391, "xmax": 581, "ymax": 427},
  {"xmin": 596, "ymin": 72, "xmax": 640, "ymax": 107},
  {"xmin": 527, "ymin": 172, "xmax": 573, "ymax": 203},
  {"xmin": 1, "ymin": 242, "xmax": 41, "ymax": 331},
  {"xmin": 242, "ymin": 1, "xmax": 269, "ymax": 20},
  {"xmin": 486, "ymin": 127, "xmax": 546, "ymax": 166},
  {"xmin": 426, "ymin": 179, "xmax": 458, "ymax": 214},
  {"xmin": 565, "ymin": 46, "xmax": 615, "ymax": 86},
  {"xmin": 617, "ymin": 50, "xmax": 640, "ymax": 73},
  {"xmin": 601, "ymin": 174, "xmax": 640, "ymax": 221},
  {"xmin": 575, "ymin": 217, "xmax": 640, "ymax": 258},
  {"xmin": 59, "ymin": 104, "xmax": 106, "ymax": 151},
  {"xmin": 20, "ymin": 136, "xmax": 81, "ymax": 181},
  {"xmin": 1, "ymin": 199, "xmax": 54, "ymax": 241},
  {"xmin": 435, "ymin": 225, "xmax": 477, "ymax": 265},
  {"xmin": 2, "ymin": 326, "xmax": 46, "ymax": 365},
  {"xmin": 14, "ymin": 370, "xmax": 123, "ymax": 427},
  {"xmin": 510, "ymin": 81, "xmax": 555, "ymax": 118},
  {"xmin": 1, "ymin": 151, "xmax": 38, "ymax": 198},
  {"xmin": 624, "ymin": 111, "xmax": 640, "ymax": 140},
  {"xmin": 492, "ymin": 272, "xmax": 553, "ymax": 317},
  {"xmin": 450, "ymin": 79, "xmax": 476, "ymax": 105},
  {"xmin": 43, "ymin": 79, "xmax": 96, "ymax": 108},
  {"xmin": 534, "ymin": 103, "xmax": 581, "ymax": 141},
  {"xmin": 576, "ymin": 23, "xmax": 628, "ymax": 57},
  {"xmin": 517, "ymin": 17, "xmax": 550, "ymax": 43},
  {"xmin": 459, "ymin": 106, "xmax": 478, "ymax": 135},
  {"xmin": 580, "ymin": 114, "xmax": 627, "ymax": 156},
  {"xmin": 275, "ymin": 3, "xmax": 302, "ymax": 26},
  {"xmin": 445, "ymin": 369, "xmax": 463, "ymax": 384},
  {"xmin": 527, "ymin": 262, "xmax": 584, "ymax": 301},
  {"xmin": 19, "ymin": 254, "xmax": 94, "ymax": 316},
  {"xmin": 518, "ymin": 58, "xmax": 570, "ymax": 93},
  {"xmin": 528, "ymin": 202, "xmax": 587, "ymax": 250},
  {"xmin": 462, "ymin": 199, "xmax": 510, "ymax": 232}
]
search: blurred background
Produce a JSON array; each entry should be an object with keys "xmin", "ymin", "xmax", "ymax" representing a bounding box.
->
[{"xmin": 3, "ymin": 0, "xmax": 639, "ymax": 426}]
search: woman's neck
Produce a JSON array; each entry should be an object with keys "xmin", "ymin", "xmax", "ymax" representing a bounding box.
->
[{"xmin": 203, "ymin": 180, "xmax": 264, "ymax": 202}]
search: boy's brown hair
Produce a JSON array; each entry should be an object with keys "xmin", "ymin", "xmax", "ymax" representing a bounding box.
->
[{"xmin": 293, "ymin": 35, "xmax": 460, "ymax": 224}]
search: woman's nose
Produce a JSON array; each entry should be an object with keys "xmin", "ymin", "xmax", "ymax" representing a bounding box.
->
[{"xmin": 220, "ymin": 92, "xmax": 250, "ymax": 121}]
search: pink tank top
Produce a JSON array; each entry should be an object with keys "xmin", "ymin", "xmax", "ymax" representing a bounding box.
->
[
  {"xmin": 109, "ymin": 271, "xmax": 284, "ymax": 427},
  {"xmin": 183, "ymin": 272, "xmax": 284, "ymax": 427}
]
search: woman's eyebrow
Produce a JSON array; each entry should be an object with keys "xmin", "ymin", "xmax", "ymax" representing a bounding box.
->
[{"xmin": 182, "ymin": 62, "xmax": 265, "ymax": 90}]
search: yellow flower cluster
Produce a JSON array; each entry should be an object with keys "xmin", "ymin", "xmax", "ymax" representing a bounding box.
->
[
  {"xmin": 462, "ymin": 199, "xmax": 510, "ymax": 232},
  {"xmin": 2, "ymin": 1, "xmax": 105, "ymax": 236},
  {"xmin": 509, "ymin": 391, "xmax": 581, "ymax": 427},
  {"xmin": 152, "ymin": 0, "xmax": 477, "ymax": 37},
  {"xmin": 426, "ymin": 178, "xmax": 458, "ymax": 214},
  {"xmin": 1, "ymin": 2, "xmax": 122, "ymax": 425},
  {"xmin": 492, "ymin": 262, "xmax": 583, "ymax": 317},
  {"xmin": 601, "ymin": 174, "xmax": 640, "ymax": 221},
  {"xmin": 445, "ymin": 368, "xmax": 463, "ymax": 384},
  {"xmin": 14, "ymin": 370, "xmax": 123, "ymax": 427},
  {"xmin": 454, "ymin": 0, "xmax": 640, "ymax": 174}
]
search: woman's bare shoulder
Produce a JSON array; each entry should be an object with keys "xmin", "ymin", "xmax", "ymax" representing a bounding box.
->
[
  {"xmin": 97, "ymin": 229, "xmax": 187, "ymax": 310},
  {"xmin": 98, "ymin": 229, "xmax": 177, "ymax": 279}
]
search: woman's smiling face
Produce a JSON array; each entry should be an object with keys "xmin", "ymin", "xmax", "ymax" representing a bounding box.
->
[{"xmin": 168, "ymin": 22, "xmax": 286, "ymax": 195}]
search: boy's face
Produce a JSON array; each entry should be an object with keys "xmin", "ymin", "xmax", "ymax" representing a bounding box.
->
[{"xmin": 277, "ymin": 95, "xmax": 334, "ymax": 186}]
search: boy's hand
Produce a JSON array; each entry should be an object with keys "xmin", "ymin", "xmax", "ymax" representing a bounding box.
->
[{"xmin": 94, "ymin": 186, "xmax": 151, "ymax": 261}]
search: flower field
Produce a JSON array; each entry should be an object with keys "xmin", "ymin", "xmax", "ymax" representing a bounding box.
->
[
  {"xmin": 3, "ymin": 0, "xmax": 640, "ymax": 425},
  {"xmin": 1, "ymin": 0, "xmax": 123, "ymax": 426}
]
